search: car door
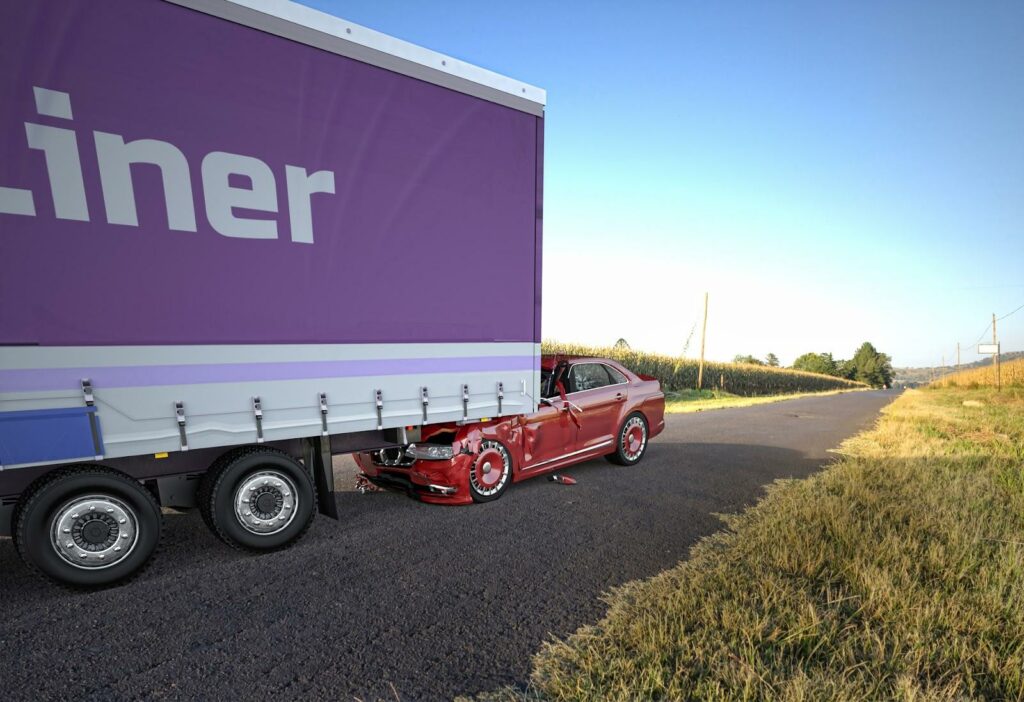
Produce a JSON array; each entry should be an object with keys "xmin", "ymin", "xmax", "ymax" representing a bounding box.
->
[
  {"xmin": 566, "ymin": 363, "xmax": 624, "ymax": 454},
  {"xmin": 519, "ymin": 400, "xmax": 577, "ymax": 471}
]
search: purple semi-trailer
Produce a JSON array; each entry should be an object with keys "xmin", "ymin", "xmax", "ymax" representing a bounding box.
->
[{"xmin": 0, "ymin": 0, "xmax": 545, "ymax": 588}]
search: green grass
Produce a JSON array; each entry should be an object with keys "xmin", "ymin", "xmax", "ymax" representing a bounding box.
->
[
  {"xmin": 469, "ymin": 387, "xmax": 1024, "ymax": 701},
  {"xmin": 664, "ymin": 388, "xmax": 866, "ymax": 414}
]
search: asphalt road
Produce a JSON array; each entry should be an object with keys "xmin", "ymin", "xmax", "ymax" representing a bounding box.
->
[{"xmin": 0, "ymin": 390, "xmax": 896, "ymax": 701}]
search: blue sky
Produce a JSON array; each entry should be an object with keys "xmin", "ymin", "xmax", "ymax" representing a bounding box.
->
[{"xmin": 299, "ymin": 0, "xmax": 1024, "ymax": 367}]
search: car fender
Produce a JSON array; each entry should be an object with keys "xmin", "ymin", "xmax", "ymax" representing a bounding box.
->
[{"xmin": 459, "ymin": 419, "xmax": 523, "ymax": 479}]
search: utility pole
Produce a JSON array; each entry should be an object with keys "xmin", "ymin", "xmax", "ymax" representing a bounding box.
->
[
  {"xmin": 993, "ymin": 313, "xmax": 1001, "ymax": 391},
  {"xmin": 696, "ymin": 292, "xmax": 708, "ymax": 390}
]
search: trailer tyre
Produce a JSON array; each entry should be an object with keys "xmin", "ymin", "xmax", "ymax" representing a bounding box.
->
[
  {"xmin": 14, "ymin": 466, "xmax": 162, "ymax": 590},
  {"xmin": 199, "ymin": 447, "xmax": 316, "ymax": 552}
]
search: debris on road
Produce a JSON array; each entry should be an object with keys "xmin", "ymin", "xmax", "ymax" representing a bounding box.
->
[
  {"xmin": 549, "ymin": 474, "xmax": 577, "ymax": 485},
  {"xmin": 355, "ymin": 475, "xmax": 386, "ymax": 494}
]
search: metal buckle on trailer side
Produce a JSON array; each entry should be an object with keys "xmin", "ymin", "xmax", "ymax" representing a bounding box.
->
[
  {"xmin": 319, "ymin": 392, "xmax": 329, "ymax": 436},
  {"xmin": 81, "ymin": 378, "xmax": 104, "ymax": 460},
  {"xmin": 174, "ymin": 401, "xmax": 188, "ymax": 451},
  {"xmin": 253, "ymin": 396, "xmax": 264, "ymax": 443}
]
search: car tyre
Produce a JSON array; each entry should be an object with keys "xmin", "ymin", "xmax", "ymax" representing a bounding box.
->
[
  {"xmin": 198, "ymin": 446, "xmax": 316, "ymax": 552},
  {"xmin": 468, "ymin": 440, "xmax": 512, "ymax": 503},
  {"xmin": 14, "ymin": 465, "xmax": 162, "ymax": 590},
  {"xmin": 607, "ymin": 412, "xmax": 649, "ymax": 466}
]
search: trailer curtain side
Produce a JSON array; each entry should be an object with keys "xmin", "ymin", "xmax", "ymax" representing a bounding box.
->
[{"xmin": 0, "ymin": 0, "xmax": 544, "ymax": 471}]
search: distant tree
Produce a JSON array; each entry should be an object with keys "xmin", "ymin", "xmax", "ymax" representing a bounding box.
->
[
  {"xmin": 613, "ymin": 338, "xmax": 630, "ymax": 350},
  {"xmin": 792, "ymin": 352, "xmax": 838, "ymax": 376},
  {"xmin": 733, "ymin": 354, "xmax": 765, "ymax": 366},
  {"xmin": 836, "ymin": 359, "xmax": 856, "ymax": 380},
  {"xmin": 849, "ymin": 342, "xmax": 893, "ymax": 388},
  {"xmin": 765, "ymin": 353, "xmax": 780, "ymax": 367}
]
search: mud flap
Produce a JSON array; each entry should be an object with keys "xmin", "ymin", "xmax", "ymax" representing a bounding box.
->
[{"xmin": 305, "ymin": 436, "xmax": 338, "ymax": 519}]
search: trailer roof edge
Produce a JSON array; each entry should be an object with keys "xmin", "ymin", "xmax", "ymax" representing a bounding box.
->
[{"xmin": 164, "ymin": 0, "xmax": 547, "ymax": 116}]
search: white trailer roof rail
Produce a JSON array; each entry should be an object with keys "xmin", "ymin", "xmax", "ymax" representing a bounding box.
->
[{"xmin": 165, "ymin": 0, "xmax": 547, "ymax": 115}]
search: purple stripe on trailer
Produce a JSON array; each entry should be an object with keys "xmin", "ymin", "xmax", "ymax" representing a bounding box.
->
[{"xmin": 0, "ymin": 355, "xmax": 536, "ymax": 393}]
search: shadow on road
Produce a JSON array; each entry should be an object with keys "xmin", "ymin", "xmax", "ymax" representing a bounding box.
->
[{"xmin": 0, "ymin": 440, "xmax": 847, "ymax": 701}]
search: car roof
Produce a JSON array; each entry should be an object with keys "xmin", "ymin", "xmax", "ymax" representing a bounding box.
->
[{"xmin": 540, "ymin": 355, "xmax": 623, "ymax": 371}]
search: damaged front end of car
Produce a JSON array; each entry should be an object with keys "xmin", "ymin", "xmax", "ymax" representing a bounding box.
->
[{"xmin": 353, "ymin": 424, "xmax": 479, "ymax": 504}]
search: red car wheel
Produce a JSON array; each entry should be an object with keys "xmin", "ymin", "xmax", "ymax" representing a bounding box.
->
[
  {"xmin": 469, "ymin": 440, "xmax": 511, "ymax": 502},
  {"xmin": 608, "ymin": 413, "xmax": 649, "ymax": 466}
]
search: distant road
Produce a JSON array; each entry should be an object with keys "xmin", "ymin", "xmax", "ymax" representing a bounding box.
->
[{"xmin": 0, "ymin": 390, "xmax": 897, "ymax": 701}]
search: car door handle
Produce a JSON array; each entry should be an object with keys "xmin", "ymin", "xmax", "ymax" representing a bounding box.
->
[{"xmin": 615, "ymin": 393, "xmax": 625, "ymax": 402}]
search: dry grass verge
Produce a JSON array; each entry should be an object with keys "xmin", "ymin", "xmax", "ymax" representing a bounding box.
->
[{"xmin": 470, "ymin": 388, "xmax": 1024, "ymax": 701}]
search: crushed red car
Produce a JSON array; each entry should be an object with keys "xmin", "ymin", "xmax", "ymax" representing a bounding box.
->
[{"xmin": 354, "ymin": 356, "xmax": 666, "ymax": 504}]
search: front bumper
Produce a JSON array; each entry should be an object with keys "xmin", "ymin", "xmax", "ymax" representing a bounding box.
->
[{"xmin": 353, "ymin": 449, "xmax": 475, "ymax": 505}]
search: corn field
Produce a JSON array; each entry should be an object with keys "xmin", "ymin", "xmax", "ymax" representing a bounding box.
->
[
  {"xmin": 542, "ymin": 341, "xmax": 866, "ymax": 396},
  {"xmin": 931, "ymin": 357, "xmax": 1024, "ymax": 388}
]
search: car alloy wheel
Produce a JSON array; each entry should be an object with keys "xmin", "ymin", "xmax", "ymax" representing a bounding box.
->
[
  {"xmin": 622, "ymin": 416, "xmax": 647, "ymax": 461},
  {"xmin": 469, "ymin": 440, "xmax": 511, "ymax": 502},
  {"xmin": 608, "ymin": 412, "xmax": 649, "ymax": 466}
]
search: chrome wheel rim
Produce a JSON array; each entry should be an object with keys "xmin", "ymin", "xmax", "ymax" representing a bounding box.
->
[
  {"xmin": 50, "ymin": 494, "xmax": 139, "ymax": 570},
  {"xmin": 234, "ymin": 470, "xmax": 298, "ymax": 535},
  {"xmin": 621, "ymin": 416, "xmax": 647, "ymax": 461},
  {"xmin": 470, "ymin": 441, "xmax": 511, "ymax": 497}
]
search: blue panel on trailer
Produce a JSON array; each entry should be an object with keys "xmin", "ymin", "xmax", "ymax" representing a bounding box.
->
[{"xmin": 0, "ymin": 407, "xmax": 102, "ymax": 467}]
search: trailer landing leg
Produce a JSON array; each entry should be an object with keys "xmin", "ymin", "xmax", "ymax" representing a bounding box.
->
[{"xmin": 306, "ymin": 436, "xmax": 338, "ymax": 520}]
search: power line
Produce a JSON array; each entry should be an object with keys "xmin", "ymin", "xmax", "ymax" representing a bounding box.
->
[
  {"xmin": 955, "ymin": 300, "xmax": 1023, "ymax": 353},
  {"xmin": 997, "ymin": 301, "xmax": 1024, "ymax": 322},
  {"xmin": 966, "ymin": 323, "xmax": 992, "ymax": 349}
]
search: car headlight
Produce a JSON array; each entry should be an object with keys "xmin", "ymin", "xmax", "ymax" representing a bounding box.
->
[{"xmin": 407, "ymin": 443, "xmax": 455, "ymax": 461}]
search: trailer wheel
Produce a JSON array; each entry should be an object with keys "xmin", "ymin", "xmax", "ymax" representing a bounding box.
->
[
  {"xmin": 198, "ymin": 447, "xmax": 316, "ymax": 552},
  {"xmin": 606, "ymin": 412, "xmax": 649, "ymax": 466},
  {"xmin": 14, "ymin": 466, "xmax": 162, "ymax": 589}
]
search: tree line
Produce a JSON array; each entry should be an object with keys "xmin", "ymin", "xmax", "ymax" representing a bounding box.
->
[{"xmin": 734, "ymin": 342, "xmax": 894, "ymax": 388}]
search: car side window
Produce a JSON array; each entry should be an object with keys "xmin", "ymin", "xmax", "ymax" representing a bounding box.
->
[
  {"xmin": 604, "ymin": 364, "xmax": 627, "ymax": 384},
  {"xmin": 568, "ymin": 363, "xmax": 613, "ymax": 393}
]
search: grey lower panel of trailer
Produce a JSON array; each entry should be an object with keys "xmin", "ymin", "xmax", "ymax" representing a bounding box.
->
[{"xmin": 0, "ymin": 342, "xmax": 541, "ymax": 466}]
